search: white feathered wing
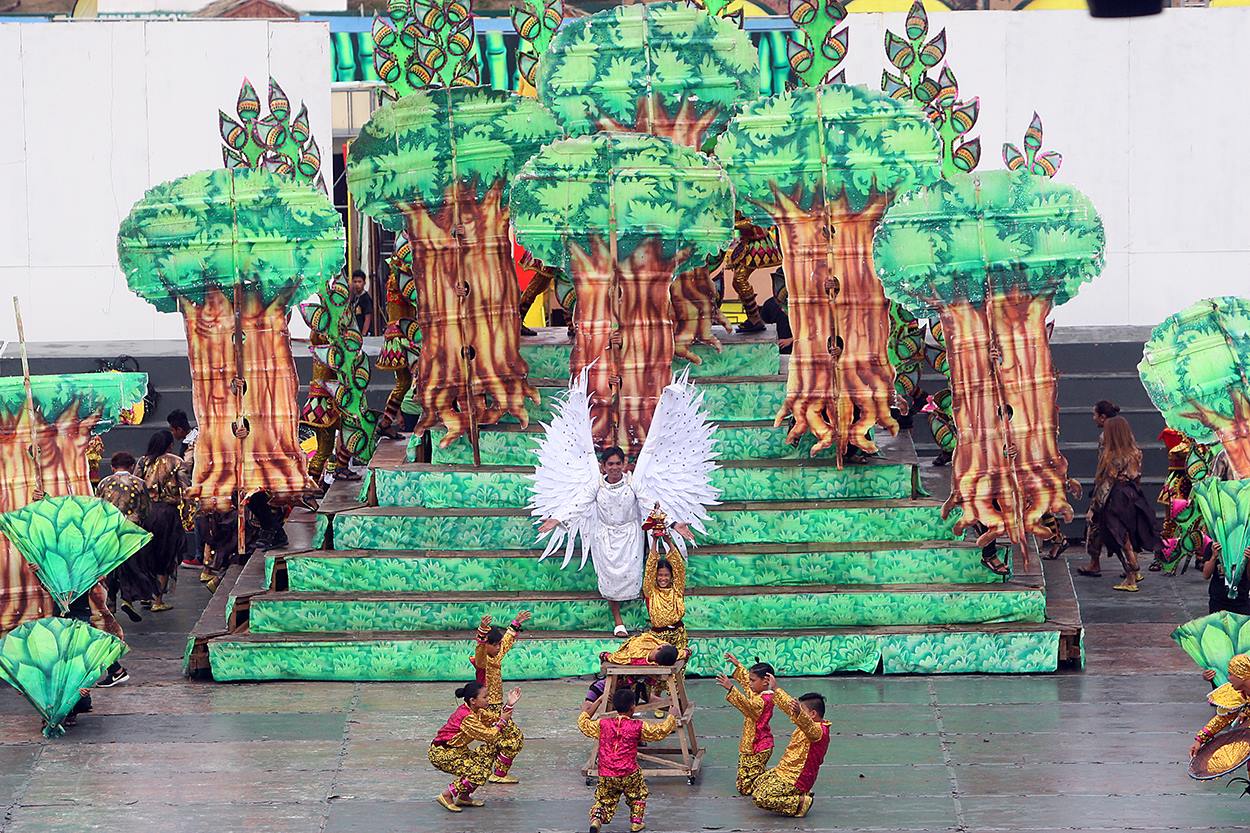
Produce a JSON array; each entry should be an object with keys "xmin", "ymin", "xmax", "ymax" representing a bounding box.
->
[
  {"xmin": 632, "ymin": 368, "xmax": 721, "ymax": 558},
  {"xmin": 529, "ymin": 365, "xmax": 601, "ymax": 569}
]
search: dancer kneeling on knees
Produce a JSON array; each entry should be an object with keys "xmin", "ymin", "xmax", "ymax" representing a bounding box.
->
[
  {"xmin": 579, "ymin": 688, "xmax": 679, "ymax": 833},
  {"xmin": 716, "ymin": 653, "xmax": 776, "ymax": 795},
  {"xmin": 750, "ymin": 675, "xmax": 829, "ymax": 818},
  {"xmin": 429, "ymin": 683, "xmax": 523, "ymax": 812}
]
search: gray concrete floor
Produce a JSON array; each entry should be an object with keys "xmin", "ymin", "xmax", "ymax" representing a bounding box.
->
[{"xmin": 2, "ymin": 550, "xmax": 1248, "ymax": 832}]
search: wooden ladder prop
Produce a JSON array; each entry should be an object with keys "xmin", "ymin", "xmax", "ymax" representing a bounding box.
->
[{"xmin": 581, "ymin": 657, "xmax": 704, "ymax": 784}]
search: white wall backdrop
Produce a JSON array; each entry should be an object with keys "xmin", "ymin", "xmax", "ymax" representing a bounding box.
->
[
  {"xmin": 0, "ymin": 19, "xmax": 332, "ymax": 342},
  {"xmin": 1, "ymin": 10, "xmax": 1247, "ymax": 341}
]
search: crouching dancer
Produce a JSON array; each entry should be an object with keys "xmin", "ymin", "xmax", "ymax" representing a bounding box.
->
[{"xmin": 429, "ymin": 682, "xmax": 522, "ymax": 813}]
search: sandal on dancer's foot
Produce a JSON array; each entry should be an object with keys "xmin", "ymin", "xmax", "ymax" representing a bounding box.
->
[
  {"xmin": 1119, "ymin": 571, "xmax": 1144, "ymax": 582},
  {"xmin": 436, "ymin": 794, "xmax": 462, "ymax": 813},
  {"xmin": 1076, "ymin": 567, "xmax": 1102, "ymax": 578},
  {"xmin": 1148, "ymin": 561, "xmax": 1162, "ymax": 571},
  {"xmin": 455, "ymin": 796, "xmax": 486, "ymax": 807},
  {"xmin": 797, "ymin": 794, "xmax": 814, "ymax": 818},
  {"xmin": 1113, "ymin": 582, "xmax": 1139, "ymax": 592},
  {"xmin": 1043, "ymin": 539, "xmax": 1071, "ymax": 561},
  {"xmin": 612, "ymin": 625, "xmax": 629, "ymax": 638},
  {"xmin": 981, "ymin": 553, "xmax": 1010, "ymax": 576}
]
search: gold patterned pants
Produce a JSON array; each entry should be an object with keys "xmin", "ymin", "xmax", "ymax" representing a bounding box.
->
[
  {"xmin": 382, "ymin": 366, "xmax": 412, "ymax": 428},
  {"xmin": 736, "ymin": 748, "xmax": 772, "ymax": 795},
  {"xmin": 590, "ymin": 769, "xmax": 647, "ymax": 827},
  {"xmin": 308, "ymin": 424, "xmax": 336, "ymax": 481},
  {"xmin": 751, "ymin": 768, "xmax": 806, "ymax": 817},
  {"xmin": 428, "ymin": 742, "xmax": 495, "ymax": 798},
  {"xmin": 732, "ymin": 266, "xmax": 763, "ymax": 325},
  {"xmin": 649, "ymin": 625, "xmax": 688, "ymax": 698},
  {"xmin": 482, "ymin": 708, "xmax": 525, "ymax": 777}
]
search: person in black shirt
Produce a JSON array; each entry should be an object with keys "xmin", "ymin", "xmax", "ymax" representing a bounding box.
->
[{"xmin": 351, "ymin": 269, "xmax": 373, "ymax": 335}]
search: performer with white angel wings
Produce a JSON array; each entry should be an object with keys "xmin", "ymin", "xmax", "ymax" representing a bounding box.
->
[{"xmin": 533, "ymin": 367, "xmax": 720, "ymax": 637}]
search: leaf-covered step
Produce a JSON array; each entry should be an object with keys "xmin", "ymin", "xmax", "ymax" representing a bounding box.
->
[
  {"xmin": 269, "ymin": 542, "xmax": 1000, "ymax": 593},
  {"xmin": 374, "ymin": 459, "xmax": 916, "ymax": 508},
  {"xmin": 518, "ymin": 333, "xmax": 780, "ymax": 381},
  {"xmin": 330, "ymin": 501, "xmax": 959, "ymax": 551},
  {"xmin": 206, "ymin": 625, "xmax": 1065, "ymax": 681},
  {"xmin": 424, "ymin": 419, "xmax": 861, "ymax": 466},
  {"xmin": 246, "ymin": 583, "xmax": 1046, "ymax": 634}
]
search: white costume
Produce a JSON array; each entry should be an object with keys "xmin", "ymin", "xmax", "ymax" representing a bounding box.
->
[{"xmin": 531, "ymin": 366, "xmax": 720, "ymax": 602}]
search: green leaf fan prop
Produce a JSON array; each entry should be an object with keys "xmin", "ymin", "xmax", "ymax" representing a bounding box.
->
[
  {"xmin": 1193, "ymin": 479, "xmax": 1250, "ymax": 598},
  {"xmin": 1172, "ymin": 611, "xmax": 1250, "ymax": 686},
  {"xmin": 0, "ymin": 496, "xmax": 151, "ymax": 613},
  {"xmin": 1138, "ymin": 296, "xmax": 1250, "ymax": 479},
  {"xmin": 0, "ymin": 617, "xmax": 126, "ymax": 738}
]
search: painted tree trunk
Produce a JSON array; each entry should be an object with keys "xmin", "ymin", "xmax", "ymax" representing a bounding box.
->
[
  {"xmin": 180, "ymin": 289, "xmax": 311, "ymax": 511},
  {"xmin": 404, "ymin": 182, "xmax": 538, "ymax": 448},
  {"xmin": 670, "ymin": 264, "xmax": 726, "ymax": 363},
  {"xmin": 0, "ymin": 409, "xmax": 115, "ymax": 635},
  {"xmin": 989, "ymin": 289, "xmax": 1072, "ymax": 534},
  {"xmin": 569, "ymin": 237, "xmax": 676, "ymax": 455},
  {"xmin": 1212, "ymin": 393, "xmax": 1250, "ymax": 478},
  {"xmin": 597, "ymin": 94, "xmax": 722, "ymax": 150},
  {"xmin": 939, "ymin": 302, "xmax": 1025, "ymax": 545}
]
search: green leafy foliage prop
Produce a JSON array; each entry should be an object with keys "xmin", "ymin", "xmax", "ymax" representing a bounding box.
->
[
  {"xmin": 881, "ymin": 1, "xmax": 979, "ymax": 179},
  {"xmin": 511, "ymin": 0, "xmax": 563, "ymax": 90},
  {"xmin": 0, "ymin": 373, "xmax": 147, "ymax": 435},
  {"xmin": 1172, "ymin": 612, "xmax": 1250, "ymax": 686},
  {"xmin": 537, "ymin": 2, "xmax": 758, "ymax": 149},
  {"xmin": 786, "ymin": 0, "xmax": 849, "ymax": 88},
  {"xmin": 1139, "ymin": 297, "xmax": 1250, "ymax": 478},
  {"xmin": 300, "ymin": 275, "xmax": 381, "ymax": 462},
  {"xmin": 219, "ymin": 78, "xmax": 324, "ymax": 190},
  {"xmin": 0, "ymin": 497, "xmax": 151, "ymax": 614},
  {"xmin": 1003, "ymin": 112, "xmax": 1062, "ymax": 179},
  {"xmin": 1193, "ymin": 479, "xmax": 1250, "ymax": 597},
  {"xmin": 372, "ymin": 0, "xmax": 479, "ymax": 97},
  {"xmin": 0, "ymin": 618, "xmax": 126, "ymax": 738},
  {"xmin": 875, "ymin": 170, "xmax": 1104, "ymax": 544}
]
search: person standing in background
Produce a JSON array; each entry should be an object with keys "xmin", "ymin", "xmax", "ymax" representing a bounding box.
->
[
  {"xmin": 135, "ymin": 430, "xmax": 190, "ymax": 612},
  {"xmin": 350, "ymin": 269, "xmax": 374, "ymax": 336},
  {"xmin": 1086, "ymin": 415, "xmax": 1160, "ymax": 592},
  {"xmin": 1078, "ymin": 400, "xmax": 1120, "ymax": 578}
]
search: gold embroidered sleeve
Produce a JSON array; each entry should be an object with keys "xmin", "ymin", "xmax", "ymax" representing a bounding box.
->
[
  {"xmin": 459, "ymin": 711, "xmax": 501, "ymax": 743},
  {"xmin": 577, "ymin": 712, "xmax": 601, "ymax": 739},
  {"xmin": 726, "ymin": 686, "xmax": 763, "ymax": 719},
  {"xmin": 641, "ymin": 714, "xmax": 678, "ymax": 742}
]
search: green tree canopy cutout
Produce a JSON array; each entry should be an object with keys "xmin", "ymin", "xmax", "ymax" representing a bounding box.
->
[
  {"xmin": 1139, "ymin": 296, "xmax": 1250, "ymax": 467},
  {"xmin": 1172, "ymin": 611, "xmax": 1250, "ymax": 687},
  {"xmin": 511, "ymin": 131, "xmax": 735, "ymax": 275},
  {"xmin": 117, "ymin": 167, "xmax": 345, "ymax": 314},
  {"xmin": 348, "ymin": 86, "xmax": 563, "ymax": 227},
  {"xmin": 0, "ymin": 618, "xmax": 126, "ymax": 738},
  {"xmin": 0, "ymin": 373, "xmax": 147, "ymax": 434},
  {"xmin": 1194, "ymin": 479, "xmax": 1250, "ymax": 598},
  {"xmin": 0, "ymin": 497, "xmax": 152, "ymax": 615},
  {"xmin": 873, "ymin": 170, "xmax": 1105, "ymax": 313},
  {"xmin": 537, "ymin": 1, "xmax": 758, "ymax": 148},
  {"xmin": 717, "ymin": 84, "xmax": 941, "ymax": 225}
]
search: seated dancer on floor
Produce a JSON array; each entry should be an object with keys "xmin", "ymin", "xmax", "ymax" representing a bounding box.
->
[
  {"xmin": 469, "ymin": 611, "xmax": 531, "ymax": 784},
  {"xmin": 750, "ymin": 676, "xmax": 830, "ymax": 819},
  {"xmin": 533, "ymin": 368, "xmax": 718, "ymax": 637},
  {"xmin": 579, "ymin": 689, "xmax": 680, "ymax": 833},
  {"xmin": 716, "ymin": 653, "xmax": 777, "ymax": 795},
  {"xmin": 1190, "ymin": 654, "xmax": 1250, "ymax": 759},
  {"xmin": 430, "ymin": 682, "xmax": 522, "ymax": 813}
]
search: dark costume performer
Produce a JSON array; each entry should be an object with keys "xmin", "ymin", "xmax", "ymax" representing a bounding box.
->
[
  {"xmin": 134, "ymin": 451, "xmax": 190, "ymax": 610},
  {"xmin": 95, "ymin": 470, "xmax": 160, "ymax": 607},
  {"xmin": 377, "ymin": 244, "xmax": 418, "ymax": 435}
]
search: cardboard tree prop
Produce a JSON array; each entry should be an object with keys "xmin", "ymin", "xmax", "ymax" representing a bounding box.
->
[
  {"xmin": 0, "ymin": 373, "xmax": 145, "ymax": 633},
  {"xmin": 1003, "ymin": 112, "xmax": 1063, "ymax": 178},
  {"xmin": 0, "ymin": 618, "xmax": 125, "ymax": 737},
  {"xmin": 538, "ymin": 1, "xmax": 757, "ymax": 364},
  {"xmin": 1172, "ymin": 611, "xmax": 1250, "ymax": 687},
  {"xmin": 512, "ymin": 0, "xmax": 563, "ymax": 93},
  {"xmin": 219, "ymin": 77, "xmax": 325, "ymax": 190},
  {"xmin": 0, "ymin": 497, "xmax": 150, "ymax": 615},
  {"xmin": 718, "ymin": 85, "xmax": 941, "ymax": 457},
  {"xmin": 786, "ymin": 0, "xmax": 849, "ymax": 87},
  {"xmin": 348, "ymin": 88, "xmax": 562, "ymax": 452},
  {"xmin": 372, "ymin": 0, "xmax": 480, "ymax": 97},
  {"xmin": 511, "ymin": 132, "xmax": 735, "ymax": 451},
  {"xmin": 874, "ymin": 170, "xmax": 1105, "ymax": 545},
  {"xmin": 117, "ymin": 168, "xmax": 345, "ymax": 511},
  {"xmin": 1194, "ymin": 479, "xmax": 1250, "ymax": 598},
  {"xmin": 1139, "ymin": 297, "xmax": 1250, "ymax": 478}
]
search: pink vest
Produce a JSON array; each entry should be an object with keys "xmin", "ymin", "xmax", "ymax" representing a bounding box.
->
[
  {"xmin": 753, "ymin": 692, "xmax": 775, "ymax": 754},
  {"xmin": 432, "ymin": 704, "xmax": 470, "ymax": 745},
  {"xmin": 596, "ymin": 716, "xmax": 643, "ymax": 778},
  {"xmin": 795, "ymin": 723, "xmax": 831, "ymax": 793}
]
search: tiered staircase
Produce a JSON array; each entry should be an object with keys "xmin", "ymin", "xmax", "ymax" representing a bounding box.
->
[{"xmin": 195, "ymin": 330, "xmax": 1082, "ymax": 681}]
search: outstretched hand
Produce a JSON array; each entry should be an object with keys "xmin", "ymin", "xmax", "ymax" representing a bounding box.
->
[
  {"xmin": 724, "ymin": 651, "xmax": 740, "ymax": 666},
  {"xmin": 538, "ymin": 518, "xmax": 559, "ymax": 535},
  {"xmin": 505, "ymin": 687, "xmax": 522, "ymax": 708},
  {"xmin": 480, "ymin": 614, "xmax": 492, "ymax": 629},
  {"xmin": 672, "ymin": 522, "xmax": 694, "ymax": 541},
  {"xmin": 515, "ymin": 610, "xmax": 532, "ymax": 626},
  {"xmin": 715, "ymin": 673, "xmax": 733, "ymax": 691}
]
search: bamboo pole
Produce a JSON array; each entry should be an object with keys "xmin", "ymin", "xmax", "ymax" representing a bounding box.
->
[{"xmin": 11, "ymin": 297, "xmax": 44, "ymax": 499}]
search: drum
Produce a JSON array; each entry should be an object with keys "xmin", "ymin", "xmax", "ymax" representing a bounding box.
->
[{"xmin": 1189, "ymin": 727, "xmax": 1250, "ymax": 780}]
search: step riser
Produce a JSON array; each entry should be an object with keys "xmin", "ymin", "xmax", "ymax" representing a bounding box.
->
[
  {"xmin": 331, "ymin": 506, "xmax": 958, "ymax": 551},
  {"xmin": 372, "ymin": 465, "xmax": 916, "ymax": 508},
  {"xmin": 490, "ymin": 381, "xmax": 789, "ymax": 426},
  {"xmin": 272, "ymin": 547, "xmax": 1002, "ymax": 593},
  {"xmin": 520, "ymin": 340, "xmax": 780, "ymax": 379},
  {"xmin": 206, "ymin": 628, "xmax": 1061, "ymax": 681},
  {"xmin": 247, "ymin": 591, "xmax": 1046, "ymax": 634}
]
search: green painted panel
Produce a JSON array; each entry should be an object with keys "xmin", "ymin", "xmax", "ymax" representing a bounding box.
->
[
  {"xmin": 372, "ymin": 463, "xmax": 915, "ymax": 508},
  {"xmin": 283, "ymin": 546, "xmax": 998, "ymax": 593},
  {"xmin": 313, "ymin": 513, "xmax": 329, "ymax": 549},
  {"xmin": 880, "ymin": 630, "xmax": 1061, "ymax": 674},
  {"xmin": 247, "ymin": 588, "xmax": 1043, "ymax": 633},
  {"xmin": 519, "ymin": 340, "xmax": 780, "ymax": 380},
  {"xmin": 332, "ymin": 504, "xmax": 957, "ymax": 551}
]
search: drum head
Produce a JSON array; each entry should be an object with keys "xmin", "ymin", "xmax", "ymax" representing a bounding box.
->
[{"xmin": 1189, "ymin": 727, "xmax": 1250, "ymax": 780}]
